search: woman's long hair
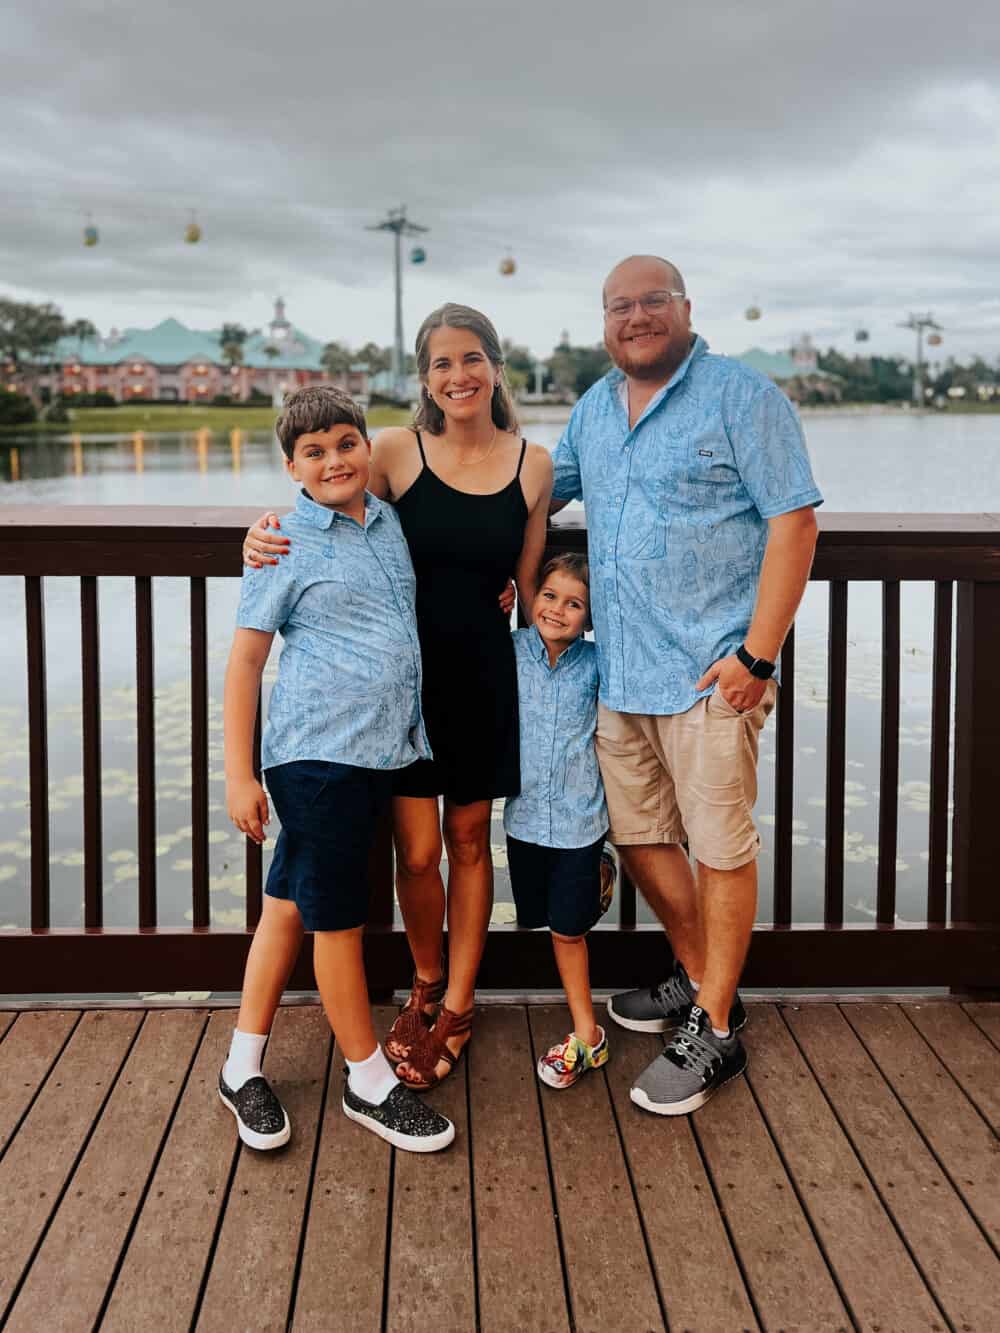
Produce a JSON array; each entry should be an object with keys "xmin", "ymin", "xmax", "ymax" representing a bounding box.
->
[{"xmin": 411, "ymin": 303, "xmax": 520, "ymax": 436}]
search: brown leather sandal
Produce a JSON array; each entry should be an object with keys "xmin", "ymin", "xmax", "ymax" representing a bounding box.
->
[
  {"xmin": 397, "ymin": 1003, "xmax": 474, "ymax": 1092},
  {"xmin": 384, "ymin": 972, "xmax": 446, "ymax": 1064}
]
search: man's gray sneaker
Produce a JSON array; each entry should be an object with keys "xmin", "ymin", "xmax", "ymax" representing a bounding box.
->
[
  {"xmin": 629, "ymin": 1005, "xmax": 747, "ymax": 1116},
  {"xmin": 342, "ymin": 1079, "xmax": 455, "ymax": 1153},
  {"xmin": 607, "ymin": 961, "xmax": 747, "ymax": 1034}
]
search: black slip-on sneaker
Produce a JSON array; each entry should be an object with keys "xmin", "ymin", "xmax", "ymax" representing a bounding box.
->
[
  {"xmin": 218, "ymin": 1068, "xmax": 291, "ymax": 1150},
  {"xmin": 342, "ymin": 1080, "xmax": 455, "ymax": 1153}
]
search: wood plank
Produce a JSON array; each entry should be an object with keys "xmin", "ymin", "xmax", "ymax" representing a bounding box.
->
[
  {"xmin": 693, "ymin": 1017, "xmax": 852, "ymax": 1333},
  {"xmin": 5, "ymin": 1010, "xmax": 205, "ymax": 1333},
  {"xmin": 528, "ymin": 1005, "xmax": 664, "ymax": 1333},
  {"xmin": 0, "ymin": 1010, "xmax": 141, "ymax": 1320},
  {"xmin": 605, "ymin": 1026, "xmax": 759, "ymax": 1331},
  {"xmin": 291, "ymin": 1006, "xmax": 394, "ymax": 1333},
  {"xmin": 842, "ymin": 1003, "xmax": 1000, "ymax": 1246},
  {"xmin": 963, "ymin": 1001, "xmax": 1000, "ymax": 1051},
  {"xmin": 385, "ymin": 1013, "xmax": 476, "ymax": 1333},
  {"xmin": 745, "ymin": 1007, "xmax": 944, "ymax": 1330},
  {"xmin": 0, "ymin": 1011, "xmax": 78, "ymax": 1155},
  {"xmin": 469, "ymin": 1007, "xmax": 569, "ymax": 1333},
  {"xmin": 101, "ymin": 1010, "xmax": 239, "ymax": 1333},
  {"xmin": 196, "ymin": 1005, "xmax": 330, "ymax": 1332},
  {"xmin": 786, "ymin": 1003, "xmax": 1000, "ymax": 1333},
  {"xmin": 0, "ymin": 1010, "xmax": 14, "ymax": 1040},
  {"xmin": 904, "ymin": 1002, "xmax": 1000, "ymax": 1131}
]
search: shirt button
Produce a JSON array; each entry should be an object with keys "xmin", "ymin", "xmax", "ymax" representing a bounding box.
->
[{"xmin": 614, "ymin": 495, "xmax": 622, "ymax": 504}]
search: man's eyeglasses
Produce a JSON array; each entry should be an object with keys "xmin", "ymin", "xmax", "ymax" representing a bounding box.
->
[{"xmin": 603, "ymin": 291, "xmax": 686, "ymax": 321}]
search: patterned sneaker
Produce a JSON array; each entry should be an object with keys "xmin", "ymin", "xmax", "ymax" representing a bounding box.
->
[
  {"xmin": 607, "ymin": 961, "xmax": 747, "ymax": 1035},
  {"xmin": 537, "ymin": 1026, "xmax": 609, "ymax": 1089},
  {"xmin": 342, "ymin": 1080, "xmax": 455, "ymax": 1153},
  {"xmin": 218, "ymin": 1068, "xmax": 291, "ymax": 1150},
  {"xmin": 630, "ymin": 1005, "xmax": 747, "ymax": 1116}
]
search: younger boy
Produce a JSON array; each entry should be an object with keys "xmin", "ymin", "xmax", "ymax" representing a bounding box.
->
[
  {"xmin": 505, "ymin": 554, "xmax": 614, "ymax": 1088},
  {"xmin": 220, "ymin": 385, "xmax": 454, "ymax": 1153}
]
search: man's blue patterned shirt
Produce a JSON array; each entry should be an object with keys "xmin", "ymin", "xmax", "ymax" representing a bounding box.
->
[
  {"xmin": 503, "ymin": 627, "xmax": 608, "ymax": 849},
  {"xmin": 551, "ymin": 335, "xmax": 823, "ymax": 715},
  {"xmin": 236, "ymin": 489, "xmax": 431, "ymax": 771}
]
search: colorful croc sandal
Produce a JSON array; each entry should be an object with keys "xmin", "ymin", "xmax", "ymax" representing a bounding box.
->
[{"xmin": 537, "ymin": 1026, "xmax": 609, "ymax": 1089}]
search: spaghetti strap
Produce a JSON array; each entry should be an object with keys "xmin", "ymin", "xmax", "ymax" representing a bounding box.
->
[
  {"xmin": 413, "ymin": 429, "xmax": 427, "ymax": 467},
  {"xmin": 515, "ymin": 438, "xmax": 527, "ymax": 479}
]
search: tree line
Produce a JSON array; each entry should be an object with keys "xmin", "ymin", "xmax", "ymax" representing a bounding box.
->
[{"xmin": 4, "ymin": 298, "xmax": 998, "ymax": 419}]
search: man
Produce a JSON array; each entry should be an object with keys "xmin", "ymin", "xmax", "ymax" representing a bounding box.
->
[{"xmin": 550, "ymin": 255, "xmax": 821, "ymax": 1114}]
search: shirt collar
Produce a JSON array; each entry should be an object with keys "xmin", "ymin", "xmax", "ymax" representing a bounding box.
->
[
  {"xmin": 526, "ymin": 623, "xmax": 586, "ymax": 668},
  {"xmin": 606, "ymin": 332, "xmax": 708, "ymax": 414},
  {"xmin": 295, "ymin": 488, "xmax": 384, "ymax": 530}
]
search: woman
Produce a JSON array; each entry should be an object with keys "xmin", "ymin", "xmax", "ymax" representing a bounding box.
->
[{"xmin": 243, "ymin": 304, "xmax": 553, "ymax": 1089}]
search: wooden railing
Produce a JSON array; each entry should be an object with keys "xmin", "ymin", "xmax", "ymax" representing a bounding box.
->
[{"xmin": 2, "ymin": 507, "xmax": 999, "ymax": 994}]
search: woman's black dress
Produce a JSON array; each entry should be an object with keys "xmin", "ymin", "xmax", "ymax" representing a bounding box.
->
[{"xmin": 393, "ymin": 431, "xmax": 527, "ymax": 805}]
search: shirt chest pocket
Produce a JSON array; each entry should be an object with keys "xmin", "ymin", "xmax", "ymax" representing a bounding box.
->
[{"xmin": 295, "ymin": 556, "xmax": 353, "ymax": 621}]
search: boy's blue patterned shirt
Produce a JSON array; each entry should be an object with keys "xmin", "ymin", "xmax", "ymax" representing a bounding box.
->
[
  {"xmin": 551, "ymin": 335, "xmax": 823, "ymax": 715},
  {"xmin": 236, "ymin": 489, "xmax": 431, "ymax": 771},
  {"xmin": 503, "ymin": 627, "xmax": 608, "ymax": 849}
]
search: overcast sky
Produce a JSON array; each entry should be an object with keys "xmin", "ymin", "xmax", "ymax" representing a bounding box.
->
[{"xmin": 4, "ymin": 1, "xmax": 999, "ymax": 363}]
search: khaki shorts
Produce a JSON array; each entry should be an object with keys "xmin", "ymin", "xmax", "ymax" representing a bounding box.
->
[{"xmin": 595, "ymin": 682, "xmax": 777, "ymax": 870}]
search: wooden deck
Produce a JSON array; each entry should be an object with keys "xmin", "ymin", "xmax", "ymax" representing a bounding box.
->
[{"xmin": 0, "ymin": 1000, "xmax": 997, "ymax": 1333}]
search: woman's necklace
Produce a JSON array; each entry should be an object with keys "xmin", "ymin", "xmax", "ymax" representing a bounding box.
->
[{"xmin": 455, "ymin": 422, "xmax": 498, "ymax": 466}]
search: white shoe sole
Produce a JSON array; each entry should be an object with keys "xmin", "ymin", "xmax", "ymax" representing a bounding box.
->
[
  {"xmin": 536, "ymin": 1059, "xmax": 582, "ymax": 1089},
  {"xmin": 219, "ymin": 1087, "xmax": 291, "ymax": 1150},
  {"xmin": 606, "ymin": 998, "xmax": 669, "ymax": 1033},
  {"xmin": 342, "ymin": 1098, "xmax": 456, "ymax": 1153},
  {"xmin": 629, "ymin": 1064, "xmax": 745, "ymax": 1117}
]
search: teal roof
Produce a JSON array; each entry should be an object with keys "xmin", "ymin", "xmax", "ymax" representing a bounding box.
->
[
  {"xmin": 51, "ymin": 315, "xmax": 328, "ymax": 371},
  {"xmin": 736, "ymin": 347, "xmax": 838, "ymax": 381}
]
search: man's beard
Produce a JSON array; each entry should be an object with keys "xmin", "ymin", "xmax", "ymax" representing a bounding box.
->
[{"xmin": 606, "ymin": 332, "xmax": 692, "ymax": 383}]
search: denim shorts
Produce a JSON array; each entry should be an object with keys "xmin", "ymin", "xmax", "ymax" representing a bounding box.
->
[
  {"xmin": 505, "ymin": 834, "xmax": 605, "ymax": 937},
  {"xmin": 264, "ymin": 760, "xmax": 393, "ymax": 932}
]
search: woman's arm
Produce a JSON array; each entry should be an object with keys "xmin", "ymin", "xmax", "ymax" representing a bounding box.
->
[
  {"xmin": 514, "ymin": 446, "xmax": 554, "ymax": 617},
  {"xmin": 223, "ymin": 627, "xmax": 274, "ymax": 843}
]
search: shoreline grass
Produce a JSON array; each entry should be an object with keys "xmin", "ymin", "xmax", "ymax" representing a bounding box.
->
[{"xmin": 0, "ymin": 404, "xmax": 412, "ymax": 436}]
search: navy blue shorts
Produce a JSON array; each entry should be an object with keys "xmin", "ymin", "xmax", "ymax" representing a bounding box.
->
[
  {"xmin": 506, "ymin": 834, "xmax": 605, "ymax": 937},
  {"xmin": 264, "ymin": 760, "xmax": 393, "ymax": 932}
]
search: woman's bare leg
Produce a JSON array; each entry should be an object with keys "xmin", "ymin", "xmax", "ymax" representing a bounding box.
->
[
  {"xmin": 392, "ymin": 795, "xmax": 446, "ymax": 987},
  {"xmin": 396, "ymin": 798, "xmax": 494, "ymax": 1084}
]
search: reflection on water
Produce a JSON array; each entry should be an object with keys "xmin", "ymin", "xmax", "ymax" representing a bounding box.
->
[{"xmin": 1, "ymin": 415, "xmax": 999, "ymax": 938}]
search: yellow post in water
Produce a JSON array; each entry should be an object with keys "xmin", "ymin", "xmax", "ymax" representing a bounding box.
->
[
  {"xmin": 196, "ymin": 427, "xmax": 209, "ymax": 474},
  {"xmin": 133, "ymin": 431, "xmax": 145, "ymax": 473},
  {"xmin": 9, "ymin": 447, "xmax": 19, "ymax": 482},
  {"xmin": 71, "ymin": 433, "xmax": 83, "ymax": 476},
  {"xmin": 230, "ymin": 427, "xmax": 243, "ymax": 473}
]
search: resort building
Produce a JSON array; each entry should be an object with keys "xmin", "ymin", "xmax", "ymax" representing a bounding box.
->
[
  {"xmin": 25, "ymin": 299, "xmax": 369, "ymax": 404},
  {"xmin": 737, "ymin": 334, "xmax": 842, "ymax": 403}
]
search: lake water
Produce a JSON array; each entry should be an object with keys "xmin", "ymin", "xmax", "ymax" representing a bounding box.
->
[{"xmin": 2, "ymin": 410, "xmax": 999, "ymax": 938}]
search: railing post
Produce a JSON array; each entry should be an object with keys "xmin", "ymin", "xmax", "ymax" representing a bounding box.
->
[{"xmin": 951, "ymin": 581, "xmax": 1000, "ymax": 984}]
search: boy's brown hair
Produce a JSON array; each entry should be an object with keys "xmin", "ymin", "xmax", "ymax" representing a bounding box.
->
[
  {"xmin": 538, "ymin": 552, "xmax": 592, "ymax": 629},
  {"xmin": 275, "ymin": 385, "xmax": 368, "ymax": 460}
]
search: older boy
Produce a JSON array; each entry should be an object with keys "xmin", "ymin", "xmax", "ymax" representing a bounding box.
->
[{"xmin": 220, "ymin": 385, "xmax": 454, "ymax": 1153}]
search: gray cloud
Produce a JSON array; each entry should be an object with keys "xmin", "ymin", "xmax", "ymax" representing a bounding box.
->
[{"xmin": 3, "ymin": 1, "xmax": 999, "ymax": 361}]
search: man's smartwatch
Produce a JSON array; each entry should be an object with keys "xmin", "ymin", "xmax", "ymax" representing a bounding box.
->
[{"xmin": 736, "ymin": 644, "xmax": 776, "ymax": 680}]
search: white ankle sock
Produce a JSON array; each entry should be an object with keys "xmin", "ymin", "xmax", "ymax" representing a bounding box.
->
[
  {"xmin": 712, "ymin": 1026, "xmax": 731, "ymax": 1040},
  {"xmin": 346, "ymin": 1046, "xmax": 399, "ymax": 1105},
  {"xmin": 224, "ymin": 1030, "xmax": 268, "ymax": 1090},
  {"xmin": 689, "ymin": 976, "xmax": 701, "ymax": 991}
]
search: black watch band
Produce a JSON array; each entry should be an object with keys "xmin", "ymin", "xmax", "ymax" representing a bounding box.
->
[{"xmin": 736, "ymin": 643, "xmax": 776, "ymax": 679}]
